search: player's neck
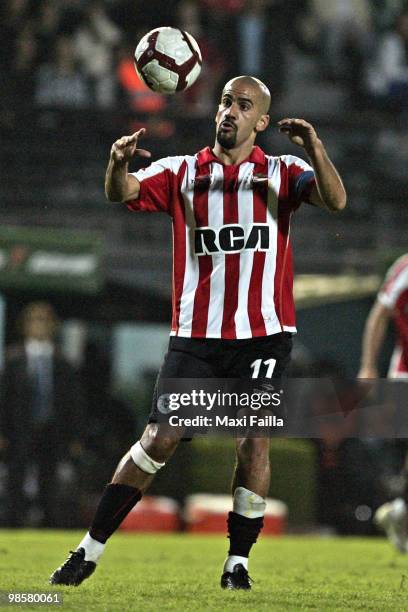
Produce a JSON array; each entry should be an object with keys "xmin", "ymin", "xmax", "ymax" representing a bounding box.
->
[{"xmin": 213, "ymin": 142, "xmax": 254, "ymax": 166}]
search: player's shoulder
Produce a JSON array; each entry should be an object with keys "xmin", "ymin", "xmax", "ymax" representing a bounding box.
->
[
  {"xmin": 390, "ymin": 253, "xmax": 408, "ymax": 269},
  {"xmin": 274, "ymin": 154, "xmax": 312, "ymax": 171},
  {"xmin": 148, "ymin": 155, "xmax": 190, "ymax": 173},
  {"xmin": 380, "ymin": 255, "xmax": 408, "ymax": 303},
  {"xmin": 162, "ymin": 153, "xmax": 205, "ymax": 174},
  {"xmin": 385, "ymin": 254, "xmax": 408, "ymax": 281},
  {"xmin": 132, "ymin": 155, "xmax": 190, "ymax": 181}
]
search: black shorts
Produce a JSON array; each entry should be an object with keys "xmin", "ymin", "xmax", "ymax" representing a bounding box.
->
[{"xmin": 150, "ymin": 333, "xmax": 292, "ymax": 422}]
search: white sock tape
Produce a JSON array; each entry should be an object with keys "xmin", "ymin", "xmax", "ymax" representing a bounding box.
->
[
  {"xmin": 224, "ymin": 555, "xmax": 248, "ymax": 573},
  {"xmin": 130, "ymin": 441, "xmax": 165, "ymax": 474},
  {"xmin": 233, "ymin": 487, "xmax": 266, "ymax": 519},
  {"xmin": 78, "ymin": 532, "xmax": 105, "ymax": 563}
]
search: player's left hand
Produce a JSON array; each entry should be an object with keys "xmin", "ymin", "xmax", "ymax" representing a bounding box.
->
[{"xmin": 278, "ymin": 118, "xmax": 319, "ymax": 151}]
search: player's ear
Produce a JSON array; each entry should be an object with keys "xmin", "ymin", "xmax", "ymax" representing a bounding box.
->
[{"xmin": 255, "ymin": 114, "xmax": 270, "ymax": 133}]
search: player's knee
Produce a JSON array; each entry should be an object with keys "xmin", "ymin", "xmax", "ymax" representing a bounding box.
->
[
  {"xmin": 236, "ymin": 437, "xmax": 270, "ymax": 464},
  {"xmin": 141, "ymin": 424, "xmax": 180, "ymax": 459},
  {"xmin": 130, "ymin": 425, "xmax": 179, "ymax": 472}
]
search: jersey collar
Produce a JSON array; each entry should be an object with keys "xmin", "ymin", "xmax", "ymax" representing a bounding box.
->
[{"xmin": 196, "ymin": 146, "xmax": 266, "ymax": 167}]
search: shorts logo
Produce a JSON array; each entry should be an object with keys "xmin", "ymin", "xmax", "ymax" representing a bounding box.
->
[
  {"xmin": 157, "ymin": 394, "xmax": 178, "ymax": 414},
  {"xmin": 195, "ymin": 223, "xmax": 271, "ymax": 255}
]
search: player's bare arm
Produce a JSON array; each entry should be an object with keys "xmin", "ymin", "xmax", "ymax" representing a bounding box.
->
[
  {"xmin": 358, "ymin": 299, "xmax": 392, "ymax": 378},
  {"xmin": 278, "ymin": 118, "xmax": 347, "ymax": 212},
  {"xmin": 105, "ymin": 128, "xmax": 151, "ymax": 202}
]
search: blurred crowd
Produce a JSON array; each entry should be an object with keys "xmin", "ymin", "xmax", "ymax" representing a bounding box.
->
[
  {"xmin": 1, "ymin": 0, "xmax": 408, "ymax": 119},
  {"xmin": 0, "ymin": 302, "xmax": 137, "ymax": 528}
]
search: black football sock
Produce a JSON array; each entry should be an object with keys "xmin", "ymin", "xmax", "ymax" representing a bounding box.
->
[
  {"xmin": 227, "ymin": 511, "xmax": 264, "ymax": 558},
  {"xmin": 89, "ymin": 483, "xmax": 142, "ymax": 544}
]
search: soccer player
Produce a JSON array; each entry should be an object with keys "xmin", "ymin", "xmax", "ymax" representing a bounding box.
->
[
  {"xmin": 50, "ymin": 76, "xmax": 346, "ymax": 589},
  {"xmin": 358, "ymin": 254, "xmax": 408, "ymax": 551},
  {"xmin": 358, "ymin": 254, "xmax": 408, "ymax": 380}
]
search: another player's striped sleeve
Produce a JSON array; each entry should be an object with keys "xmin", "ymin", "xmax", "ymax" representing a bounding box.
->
[
  {"xmin": 378, "ymin": 255, "xmax": 408, "ymax": 309},
  {"xmin": 280, "ymin": 155, "xmax": 316, "ymax": 209},
  {"xmin": 126, "ymin": 156, "xmax": 185, "ymax": 215}
]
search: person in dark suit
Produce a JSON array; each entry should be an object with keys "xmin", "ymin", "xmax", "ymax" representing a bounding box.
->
[{"xmin": 0, "ymin": 301, "xmax": 84, "ymax": 527}]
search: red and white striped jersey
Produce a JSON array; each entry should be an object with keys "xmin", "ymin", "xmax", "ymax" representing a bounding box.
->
[
  {"xmin": 378, "ymin": 254, "xmax": 408, "ymax": 377},
  {"xmin": 127, "ymin": 145, "xmax": 315, "ymax": 339}
]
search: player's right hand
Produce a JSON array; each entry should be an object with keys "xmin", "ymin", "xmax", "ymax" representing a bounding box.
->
[{"xmin": 110, "ymin": 128, "xmax": 151, "ymax": 164}]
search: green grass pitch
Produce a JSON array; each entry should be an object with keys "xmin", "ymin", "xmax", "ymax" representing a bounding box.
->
[{"xmin": 1, "ymin": 531, "xmax": 408, "ymax": 611}]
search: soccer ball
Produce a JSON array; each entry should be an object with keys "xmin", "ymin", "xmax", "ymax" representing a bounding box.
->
[{"xmin": 134, "ymin": 27, "xmax": 202, "ymax": 94}]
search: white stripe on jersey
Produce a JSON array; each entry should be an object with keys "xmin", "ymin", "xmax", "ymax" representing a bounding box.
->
[
  {"xmin": 234, "ymin": 162, "xmax": 255, "ymax": 339},
  {"xmin": 177, "ymin": 156, "xmax": 199, "ymax": 335},
  {"xmin": 261, "ymin": 157, "xmax": 281, "ymax": 335},
  {"xmin": 206, "ymin": 162, "xmax": 226, "ymax": 338},
  {"xmin": 280, "ymin": 155, "xmax": 312, "ymax": 173},
  {"xmin": 132, "ymin": 157, "xmax": 185, "ymax": 182},
  {"xmin": 379, "ymin": 263, "xmax": 408, "ymax": 309},
  {"xmin": 280, "ymin": 155, "xmax": 312, "ymax": 170}
]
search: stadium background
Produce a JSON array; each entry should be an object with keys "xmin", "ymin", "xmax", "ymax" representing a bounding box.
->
[{"xmin": 0, "ymin": 0, "xmax": 407, "ymax": 536}]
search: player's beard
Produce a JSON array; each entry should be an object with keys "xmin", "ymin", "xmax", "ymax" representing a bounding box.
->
[{"xmin": 216, "ymin": 127, "xmax": 237, "ymax": 149}]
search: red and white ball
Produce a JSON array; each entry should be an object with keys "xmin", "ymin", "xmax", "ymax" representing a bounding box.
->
[{"xmin": 134, "ymin": 27, "xmax": 202, "ymax": 94}]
